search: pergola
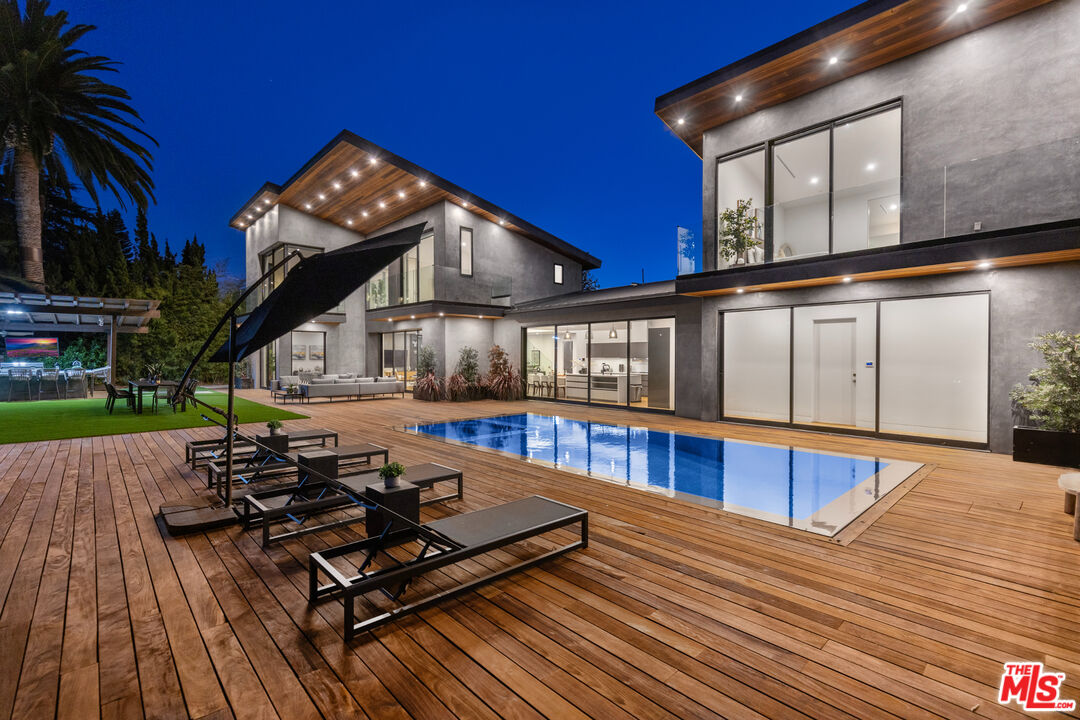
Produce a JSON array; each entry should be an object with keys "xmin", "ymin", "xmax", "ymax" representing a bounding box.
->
[{"xmin": 0, "ymin": 291, "xmax": 161, "ymax": 382}]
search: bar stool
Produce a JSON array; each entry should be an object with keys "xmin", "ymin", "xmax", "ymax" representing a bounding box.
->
[
  {"xmin": 64, "ymin": 368, "xmax": 86, "ymax": 399},
  {"xmin": 8, "ymin": 367, "xmax": 33, "ymax": 401}
]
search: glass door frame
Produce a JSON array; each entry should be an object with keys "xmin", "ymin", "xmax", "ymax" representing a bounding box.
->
[
  {"xmin": 520, "ymin": 315, "xmax": 676, "ymax": 415},
  {"xmin": 717, "ymin": 290, "xmax": 990, "ymax": 449}
]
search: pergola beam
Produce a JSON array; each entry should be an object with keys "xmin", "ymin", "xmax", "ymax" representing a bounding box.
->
[{"xmin": 0, "ymin": 322, "xmax": 149, "ymax": 334}]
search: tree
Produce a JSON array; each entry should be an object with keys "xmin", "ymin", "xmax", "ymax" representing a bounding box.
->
[
  {"xmin": 582, "ymin": 269, "xmax": 599, "ymax": 292},
  {"xmin": 0, "ymin": 0, "xmax": 156, "ymax": 291}
]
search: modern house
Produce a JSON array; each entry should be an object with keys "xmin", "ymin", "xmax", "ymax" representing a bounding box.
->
[{"xmin": 236, "ymin": 0, "xmax": 1079, "ymax": 454}]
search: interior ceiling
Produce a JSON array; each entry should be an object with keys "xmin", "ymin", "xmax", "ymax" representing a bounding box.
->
[{"xmin": 655, "ymin": 0, "xmax": 1056, "ymax": 155}]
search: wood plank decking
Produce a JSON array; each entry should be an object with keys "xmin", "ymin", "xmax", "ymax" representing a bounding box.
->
[{"xmin": 1, "ymin": 393, "xmax": 1079, "ymax": 719}]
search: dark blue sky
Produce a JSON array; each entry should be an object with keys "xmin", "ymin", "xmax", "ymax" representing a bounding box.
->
[{"xmin": 55, "ymin": 0, "xmax": 853, "ymax": 288}]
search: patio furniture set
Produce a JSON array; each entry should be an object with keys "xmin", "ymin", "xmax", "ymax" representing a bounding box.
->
[
  {"xmin": 105, "ymin": 377, "xmax": 196, "ymax": 414},
  {"xmin": 174, "ymin": 424, "xmax": 588, "ymax": 639},
  {"xmin": 0, "ymin": 362, "xmax": 94, "ymax": 401},
  {"xmin": 271, "ymin": 373, "xmax": 405, "ymax": 403}
]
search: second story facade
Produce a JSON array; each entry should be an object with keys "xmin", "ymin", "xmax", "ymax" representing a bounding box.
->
[{"xmin": 656, "ymin": 0, "xmax": 1080, "ymax": 289}]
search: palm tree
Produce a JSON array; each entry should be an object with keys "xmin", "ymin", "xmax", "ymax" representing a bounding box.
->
[{"xmin": 0, "ymin": 0, "xmax": 155, "ymax": 292}]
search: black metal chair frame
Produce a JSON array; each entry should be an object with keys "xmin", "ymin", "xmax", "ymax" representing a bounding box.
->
[
  {"xmin": 308, "ymin": 496, "xmax": 588, "ymax": 640},
  {"xmin": 104, "ymin": 382, "xmax": 134, "ymax": 414},
  {"xmin": 185, "ymin": 429, "xmax": 338, "ymax": 470}
]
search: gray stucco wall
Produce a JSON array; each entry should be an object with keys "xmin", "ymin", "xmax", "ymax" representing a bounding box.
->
[
  {"xmin": 700, "ymin": 0, "xmax": 1080, "ymax": 270},
  {"xmin": 442, "ymin": 202, "xmax": 584, "ymax": 306},
  {"xmin": 696, "ymin": 261, "xmax": 1080, "ymax": 452}
]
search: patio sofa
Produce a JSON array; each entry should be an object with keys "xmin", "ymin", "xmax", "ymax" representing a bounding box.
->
[{"xmin": 299, "ymin": 375, "xmax": 405, "ymax": 402}]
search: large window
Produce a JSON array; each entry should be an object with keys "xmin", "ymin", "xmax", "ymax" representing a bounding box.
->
[
  {"xmin": 527, "ymin": 318, "xmax": 675, "ymax": 412},
  {"xmin": 367, "ymin": 231, "xmax": 434, "ymax": 309},
  {"xmin": 381, "ymin": 330, "xmax": 422, "ymax": 389},
  {"xmin": 714, "ymin": 103, "xmax": 900, "ymax": 266},
  {"xmin": 721, "ymin": 292, "xmax": 989, "ymax": 446},
  {"xmin": 716, "ymin": 149, "xmax": 765, "ymax": 268}
]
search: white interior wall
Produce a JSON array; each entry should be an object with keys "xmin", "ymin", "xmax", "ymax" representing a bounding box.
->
[
  {"xmin": 879, "ymin": 294, "xmax": 989, "ymax": 442},
  {"xmin": 791, "ymin": 303, "xmax": 877, "ymax": 428},
  {"xmin": 723, "ymin": 308, "xmax": 790, "ymax": 421}
]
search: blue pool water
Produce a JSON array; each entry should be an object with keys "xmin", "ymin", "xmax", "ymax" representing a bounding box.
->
[{"xmin": 407, "ymin": 413, "xmax": 911, "ymax": 533}]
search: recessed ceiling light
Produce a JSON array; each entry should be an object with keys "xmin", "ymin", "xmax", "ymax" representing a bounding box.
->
[
  {"xmin": 889, "ymin": 203, "xmax": 898, "ymax": 211},
  {"xmin": 810, "ymin": 176, "xmax": 820, "ymax": 185},
  {"xmin": 438, "ymin": 312, "xmax": 444, "ymax": 317},
  {"xmin": 957, "ymin": 2, "xmax": 968, "ymax": 11},
  {"xmin": 378, "ymin": 201, "xmax": 386, "ymax": 209},
  {"xmin": 362, "ymin": 210, "xmax": 369, "ymax": 217},
  {"xmin": 478, "ymin": 315, "xmax": 484, "ymax": 319},
  {"xmin": 677, "ymin": 117, "xmax": 686, "ymax": 125},
  {"xmin": 419, "ymin": 180, "xmax": 427, "ymax": 187},
  {"xmin": 304, "ymin": 203, "xmax": 312, "ymax": 210},
  {"xmin": 736, "ymin": 288, "xmax": 745, "ymax": 294},
  {"xmin": 865, "ymin": 162, "xmax": 877, "ymax": 171},
  {"xmin": 346, "ymin": 219, "xmax": 353, "ymax": 226},
  {"xmin": 499, "ymin": 219, "xmax": 505, "ymax": 226},
  {"xmin": 842, "ymin": 276, "xmax": 853, "ymax": 283},
  {"xmin": 410, "ymin": 315, "xmax": 416, "ymax": 319},
  {"xmin": 369, "ymin": 157, "xmax": 377, "ymax": 166},
  {"xmin": 977, "ymin": 261, "xmax": 992, "ymax": 269},
  {"xmin": 462, "ymin": 201, "xmax": 469, "ymax": 208},
  {"xmin": 349, "ymin": 169, "xmax": 360, "ymax": 178},
  {"xmin": 397, "ymin": 190, "xmax": 405, "ymax": 199},
  {"xmin": 332, "ymin": 182, "xmax": 341, "ymax": 191},
  {"xmin": 318, "ymin": 193, "xmax": 326, "ymax": 201},
  {"xmin": 735, "ymin": 94, "xmax": 743, "ymax": 102},
  {"xmin": 829, "ymin": 56, "xmax": 839, "ymax": 65},
  {"xmin": 246, "ymin": 214, "xmax": 253, "ymax": 219}
]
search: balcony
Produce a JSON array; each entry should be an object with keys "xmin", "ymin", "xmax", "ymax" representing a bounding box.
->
[{"xmin": 687, "ymin": 135, "xmax": 1080, "ymax": 296}]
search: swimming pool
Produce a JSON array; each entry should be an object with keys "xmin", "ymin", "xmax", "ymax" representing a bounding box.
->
[{"xmin": 405, "ymin": 413, "xmax": 922, "ymax": 537}]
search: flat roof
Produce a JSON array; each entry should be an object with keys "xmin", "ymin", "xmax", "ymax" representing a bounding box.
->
[
  {"xmin": 654, "ymin": 0, "xmax": 1055, "ymax": 156},
  {"xmin": 230, "ymin": 131, "xmax": 601, "ymax": 270}
]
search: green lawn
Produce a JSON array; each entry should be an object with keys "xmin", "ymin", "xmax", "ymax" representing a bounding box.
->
[{"xmin": 0, "ymin": 390, "xmax": 307, "ymax": 444}]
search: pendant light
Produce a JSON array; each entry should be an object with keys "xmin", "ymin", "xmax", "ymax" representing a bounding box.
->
[{"xmin": 609, "ymin": 327, "xmax": 617, "ymax": 339}]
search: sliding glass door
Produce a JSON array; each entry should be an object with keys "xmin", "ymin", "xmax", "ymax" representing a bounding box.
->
[{"xmin": 380, "ymin": 330, "xmax": 422, "ymax": 389}]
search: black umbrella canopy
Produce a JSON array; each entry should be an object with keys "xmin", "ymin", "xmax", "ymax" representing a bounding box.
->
[{"xmin": 211, "ymin": 223, "xmax": 424, "ymax": 362}]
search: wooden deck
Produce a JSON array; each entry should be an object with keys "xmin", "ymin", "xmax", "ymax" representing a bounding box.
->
[{"xmin": 2, "ymin": 393, "xmax": 1079, "ymax": 719}]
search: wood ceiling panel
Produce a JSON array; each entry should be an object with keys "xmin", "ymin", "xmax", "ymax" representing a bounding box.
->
[{"xmin": 657, "ymin": 0, "xmax": 1056, "ymax": 155}]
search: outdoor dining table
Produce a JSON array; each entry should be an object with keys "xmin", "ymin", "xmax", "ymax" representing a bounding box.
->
[{"xmin": 127, "ymin": 379, "xmax": 180, "ymax": 414}]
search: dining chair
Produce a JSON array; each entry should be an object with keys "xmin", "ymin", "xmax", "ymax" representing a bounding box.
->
[{"xmin": 104, "ymin": 382, "xmax": 134, "ymax": 414}]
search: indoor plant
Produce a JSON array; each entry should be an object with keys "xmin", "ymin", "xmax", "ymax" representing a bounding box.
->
[
  {"xmin": 266, "ymin": 419, "xmax": 284, "ymax": 436},
  {"xmin": 379, "ymin": 461, "xmax": 407, "ymax": 488},
  {"xmin": 717, "ymin": 198, "xmax": 761, "ymax": 265},
  {"xmin": 1011, "ymin": 330, "xmax": 1080, "ymax": 466}
]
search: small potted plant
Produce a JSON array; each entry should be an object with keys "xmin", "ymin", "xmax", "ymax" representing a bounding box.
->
[
  {"xmin": 378, "ymin": 461, "xmax": 407, "ymax": 488},
  {"xmin": 266, "ymin": 419, "xmax": 284, "ymax": 436}
]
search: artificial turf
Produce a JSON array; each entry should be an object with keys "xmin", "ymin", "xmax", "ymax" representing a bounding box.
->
[{"xmin": 0, "ymin": 390, "xmax": 307, "ymax": 444}]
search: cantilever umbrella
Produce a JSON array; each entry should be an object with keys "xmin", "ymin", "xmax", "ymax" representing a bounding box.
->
[{"xmin": 209, "ymin": 223, "xmax": 425, "ymax": 363}]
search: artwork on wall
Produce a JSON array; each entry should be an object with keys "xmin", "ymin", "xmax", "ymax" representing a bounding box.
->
[
  {"xmin": 309, "ymin": 345, "xmax": 325, "ymax": 361},
  {"xmin": 292, "ymin": 347, "xmax": 306, "ymax": 361}
]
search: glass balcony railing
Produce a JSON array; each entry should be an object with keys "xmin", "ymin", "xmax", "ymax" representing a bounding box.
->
[{"xmin": 714, "ymin": 134, "xmax": 1080, "ymax": 269}]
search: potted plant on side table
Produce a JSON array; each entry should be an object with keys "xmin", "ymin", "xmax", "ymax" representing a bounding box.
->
[
  {"xmin": 379, "ymin": 461, "xmax": 407, "ymax": 488},
  {"xmin": 1011, "ymin": 331, "xmax": 1080, "ymax": 466},
  {"xmin": 266, "ymin": 419, "xmax": 284, "ymax": 436}
]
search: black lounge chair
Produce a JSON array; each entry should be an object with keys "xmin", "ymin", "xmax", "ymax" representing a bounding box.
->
[
  {"xmin": 309, "ymin": 495, "xmax": 587, "ymax": 640},
  {"xmin": 185, "ymin": 428, "xmax": 339, "ymax": 469},
  {"xmin": 207, "ymin": 441, "xmax": 388, "ymax": 490},
  {"xmin": 241, "ymin": 461, "xmax": 463, "ymax": 546}
]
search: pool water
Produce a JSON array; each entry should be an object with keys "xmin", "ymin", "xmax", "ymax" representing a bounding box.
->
[{"xmin": 406, "ymin": 413, "xmax": 922, "ymax": 537}]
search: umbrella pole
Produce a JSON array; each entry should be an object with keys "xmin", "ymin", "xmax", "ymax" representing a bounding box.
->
[{"xmin": 225, "ymin": 313, "xmax": 236, "ymax": 508}]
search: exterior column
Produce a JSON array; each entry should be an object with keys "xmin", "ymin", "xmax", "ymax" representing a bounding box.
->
[{"xmin": 106, "ymin": 321, "xmax": 118, "ymax": 384}]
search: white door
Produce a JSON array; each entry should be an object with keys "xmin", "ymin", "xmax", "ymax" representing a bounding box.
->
[{"xmin": 813, "ymin": 319, "xmax": 856, "ymax": 426}]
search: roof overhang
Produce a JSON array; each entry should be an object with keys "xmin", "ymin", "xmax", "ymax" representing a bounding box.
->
[
  {"xmin": 0, "ymin": 292, "xmax": 161, "ymax": 334},
  {"xmin": 366, "ymin": 301, "xmax": 508, "ymax": 324},
  {"xmin": 230, "ymin": 131, "xmax": 601, "ymax": 270},
  {"xmin": 655, "ymin": 0, "xmax": 1056, "ymax": 156},
  {"xmin": 675, "ymin": 219, "xmax": 1080, "ymax": 296}
]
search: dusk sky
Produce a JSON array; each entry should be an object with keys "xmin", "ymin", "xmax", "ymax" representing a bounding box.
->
[{"xmin": 54, "ymin": 0, "xmax": 855, "ymax": 288}]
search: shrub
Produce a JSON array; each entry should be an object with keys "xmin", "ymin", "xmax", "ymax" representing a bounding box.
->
[
  {"xmin": 413, "ymin": 371, "xmax": 443, "ymax": 402},
  {"xmin": 1011, "ymin": 331, "xmax": 1080, "ymax": 432},
  {"xmin": 486, "ymin": 344, "xmax": 524, "ymax": 401},
  {"xmin": 445, "ymin": 373, "xmax": 470, "ymax": 401},
  {"xmin": 455, "ymin": 346, "xmax": 480, "ymax": 384},
  {"xmin": 417, "ymin": 345, "xmax": 437, "ymax": 376}
]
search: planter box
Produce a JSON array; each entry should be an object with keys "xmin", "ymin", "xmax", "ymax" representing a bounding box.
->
[{"xmin": 1013, "ymin": 426, "xmax": 1080, "ymax": 467}]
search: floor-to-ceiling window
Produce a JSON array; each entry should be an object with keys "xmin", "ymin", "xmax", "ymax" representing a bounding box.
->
[
  {"xmin": 525, "ymin": 318, "xmax": 675, "ymax": 412},
  {"xmin": 259, "ymin": 242, "xmax": 323, "ymax": 385},
  {"xmin": 380, "ymin": 330, "xmax": 422, "ymax": 389},
  {"xmin": 525, "ymin": 326, "xmax": 556, "ymax": 398},
  {"xmin": 367, "ymin": 231, "xmax": 435, "ymax": 309},
  {"xmin": 721, "ymin": 292, "xmax": 988, "ymax": 446},
  {"xmin": 832, "ymin": 107, "xmax": 901, "ymax": 252},
  {"xmin": 716, "ymin": 149, "xmax": 765, "ymax": 268},
  {"xmin": 772, "ymin": 128, "xmax": 830, "ymax": 260}
]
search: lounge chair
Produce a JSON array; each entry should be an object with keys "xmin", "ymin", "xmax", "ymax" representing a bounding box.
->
[
  {"xmin": 309, "ymin": 495, "xmax": 588, "ymax": 640},
  {"xmin": 185, "ymin": 428, "xmax": 339, "ymax": 469},
  {"xmin": 241, "ymin": 461, "xmax": 463, "ymax": 545},
  {"xmin": 207, "ymin": 441, "xmax": 388, "ymax": 490}
]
